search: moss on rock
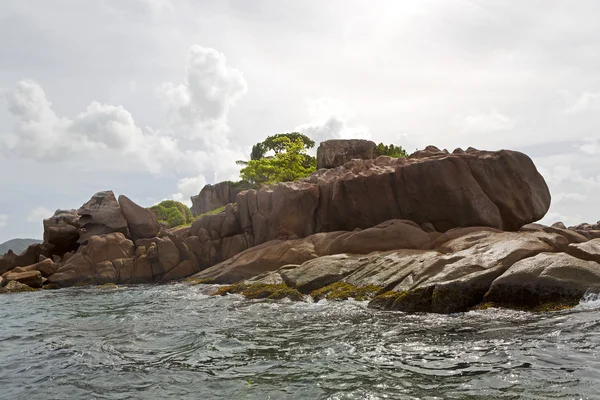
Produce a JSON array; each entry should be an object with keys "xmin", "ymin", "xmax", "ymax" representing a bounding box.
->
[
  {"xmin": 0, "ymin": 281, "xmax": 38, "ymax": 293},
  {"xmin": 369, "ymin": 286, "xmax": 434, "ymax": 312},
  {"xmin": 184, "ymin": 277, "xmax": 215, "ymax": 286},
  {"xmin": 212, "ymin": 283, "xmax": 303, "ymax": 301},
  {"xmin": 97, "ymin": 283, "xmax": 118, "ymax": 289},
  {"xmin": 310, "ymin": 282, "xmax": 382, "ymax": 301},
  {"xmin": 475, "ymin": 301, "xmax": 576, "ymax": 313},
  {"xmin": 431, "ymin": 284, "xmax": 488, "ymax": 314}
]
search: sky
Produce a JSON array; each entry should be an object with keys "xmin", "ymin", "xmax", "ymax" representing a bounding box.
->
[{"xmin": 0, "ymin": 0, "xmax": 599, "ymax": 242}]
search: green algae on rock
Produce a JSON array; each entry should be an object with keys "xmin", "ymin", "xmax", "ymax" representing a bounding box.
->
[
  {"xmin": 0, "ymin": 280, "xmax": 38, "ymax": 294},
  {"xmin": 212, "ymin": 283, "xmax": 303, "ymax": 301},
  {"xmin": 310, "ymin": 282, "xmax": 382, "ymax": 301}
]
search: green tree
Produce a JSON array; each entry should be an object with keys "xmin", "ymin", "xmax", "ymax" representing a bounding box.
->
[
  {"xmin": 262, "ymin": 133, "xmax": 315, "ymax": 154},
  {"xmin": 239, "ymin": 137, "xmax": 316, "ymax": 184},
  {"xmin": 236, "ymin": 132, "xmax": 315, "ymax": 166},
  {"xmin": 149, "ymin": 200, "xmax": 193, "ymax": 228},
  {"xmin": 375, "ymin": 143, "xmax": 408, "ymax": 158}
]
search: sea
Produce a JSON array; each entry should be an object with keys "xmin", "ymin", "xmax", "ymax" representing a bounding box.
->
[{"xmin": 1, "ymin": 284, "xmax": 599, "ymax": 399}]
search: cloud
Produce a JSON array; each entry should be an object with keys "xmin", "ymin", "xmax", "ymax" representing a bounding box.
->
[
  {"xmin": 0, "ymin": 214, "xmax": 7, "ymax": 228},
  {"xmin": 171, "ymin": 175, "xmax": 207, "ymax": 206},
  {"xmin": 565, "ymin": 92, "xmax": 600, "ymax": 114},
  {"xmin": 552, "ymin": 192, "xmax": 588, "ymax": 204},
  {"xmin": 462, "ymin": 110, "xmax": 515, "ymax": 133},
  {"xmin": 159, "ymin": 45, "xmax": 248, "ymax": 130},
  {"xmin": 295, "ymin": 97, "xmax": 370, "ymax": 144},
  {"xmin": 538, "ymin": 211, "xmax": 572, "ymax": 226},
  {"xmin": 578, "ymin": 137, "xmax": 600, "ymax": 155},
  {"xmin": 27, "ymin": 206, "xmax": 53, "ymax": 222},
  {"xmin": 1, "ymin": 80, "xmax": 180, "ymax": 173}
]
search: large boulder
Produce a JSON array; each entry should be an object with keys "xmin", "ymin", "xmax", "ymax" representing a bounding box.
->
[
  {"xmin": 568, "ymin": 221, "xmax": 600, "ymax": 239},
  {"xmin": 190, "ymin": 221, "xmax": 436, "ymax": 285},
  {"xmin": 0, "ymin": 280, "xmax": 37, "ymax": 293},
  {"xmin": 185, "ymin": 147, "xmax": 549, "ymax": 270},
  {"xmin": 309, "ymin": 149, "xmax": 550, "ymax": 233},
  {"xmin": 316, "ymin": 139, "xmax": 377, "ymax": 169},
  {"xmin": 118, "ymin": 195, "xmax": 160, "ymax": 241},
  {"xmin": 48, "ymin": 233, "xmax": 134, "ymax": 286},
  {"xmin": 192, "ymin": 238, "xmax": 319, "ymax": 283},
  {"xmin": 5, "ymin": 270, "xmax": 43, "ymax": 288},
  {"xmin": 191, "ymin": 181, "xmax": 255, "ymax": 216},
  {"xmin": 485, "ymin": 252, "xmax": 600, "ymax": 307},
  {"xmin": 78, "ymin": 191, "xmax": 129, "ymax": 244},
  {"xmin": 21, "ymin": 258, "xmax": 57, "ymax": 277},
  {"xmin": 43, "ymin": 209, "xmax": 80, "ymax": 255},
  {"xmin": 566, "ymin": 239, "xmax": 600, "ymax": 263}
]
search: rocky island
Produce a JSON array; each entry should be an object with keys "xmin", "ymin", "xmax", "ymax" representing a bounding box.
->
[{"xmin": 2, "ymin": 140, "xmax": 599, "ymax": 313}]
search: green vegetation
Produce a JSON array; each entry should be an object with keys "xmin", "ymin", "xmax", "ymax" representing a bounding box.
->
[
  {"xmin": 475, "ymin": 301, "xmax": 575, "ymax": 312},
  {"xmin": 195, "ymin": 205, "xmax": 226, "ymax": 220},
  {"xmin": 237, "ymin": 133, "xmax": 317, "ymax": 185},
  {"xmin": 375, "ymin": 143, "xmax": 408, "ymax": 158},
  {"xmin": 184, "ymin": 277, "xmax": 215, "ymax": 286},
  {"xmin": 212, "ymin": 283, "xmax": 303, "ymax": 301},
  {"xmin": 310, "ymin": 282, "xmax": 383, "ymax": 301},
  {"xmin": 42, "ymin": 283, "xmax": 61, "ymax": 290},
  {"xmin": 149, "ymin": 200, "xmax": 193, "ymax": 228}
]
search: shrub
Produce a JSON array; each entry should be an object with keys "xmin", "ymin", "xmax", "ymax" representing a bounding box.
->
[
  {"xmin": 149, "ymin": 200, "xmax": 193, "ymax": 228},
  {"xmin": 375, "ymin": 143, "xmax": 408, "ymax": 158}
]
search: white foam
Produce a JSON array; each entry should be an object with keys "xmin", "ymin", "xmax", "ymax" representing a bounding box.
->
[{"xmin": 575, "ymin": 292, "xmax": 600, "ymax": 310}]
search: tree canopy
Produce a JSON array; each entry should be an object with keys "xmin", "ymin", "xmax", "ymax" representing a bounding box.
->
[
  {"xmin": 375, "ymin": 143, "xmax": 408, "ymax": 158},
  {"xmin": 149, "ymin": 200, "xmax": 193, "ymax": 228},
  {"xmin": 239, "ymin": 135, "xmax": 316, "ymax": 184},
  {"xmin": 236, "ymin": 132, "xmax": 315, "ymax": 166}
]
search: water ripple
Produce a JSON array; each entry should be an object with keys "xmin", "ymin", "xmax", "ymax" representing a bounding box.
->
[{"xmin": 0, "ymin": 284, "xmax": 598, "ymax": 399}]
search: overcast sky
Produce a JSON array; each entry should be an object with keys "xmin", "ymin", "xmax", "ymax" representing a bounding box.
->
[{"xmin": 1, "ymin": 0, "xmax": 599, "ymax": 242}]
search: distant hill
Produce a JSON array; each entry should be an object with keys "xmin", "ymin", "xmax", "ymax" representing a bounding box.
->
[{"xmin": 0, "ymin": 238, "xmax": 43, "ymax": 255}]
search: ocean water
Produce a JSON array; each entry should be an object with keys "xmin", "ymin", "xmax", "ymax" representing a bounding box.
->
[{"xmin": 1, "ymin": 284, "xmax": 599, "ymax": 399}]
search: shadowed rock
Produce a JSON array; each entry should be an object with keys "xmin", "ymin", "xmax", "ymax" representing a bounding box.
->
[
  {"xmin": 118, "ymin": 195, "xmax": 160, "ymax": 241},
  {"xmin": 78, "ymin": 191, "xmax": 129, "ymax": 244},
  {"xmin": 316, "ymin": 139, "xmax": 377, "ymax": 169}
]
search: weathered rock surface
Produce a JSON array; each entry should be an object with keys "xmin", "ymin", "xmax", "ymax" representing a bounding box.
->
[
  {"xmin": 204, "ymin": 226, "xmax": 600, "ymax": 314},
  {"xmin": 21, "ymin": 258, "xmax": 57, "ymax": 277},
  {"xmin": 0, "ymin": 280, "xmax": 36, "ymax": 293},
  {"xmin": 316, "ymin": 139, "xmax": 377, "ymax": 169},
  {"xmin": 0, "ymin": 145, "xmax": 573, "ymax": 312},
  {"xmin": 118, "ymin": 195, "xmax": 160, "ymax": 241},
  {"xmin": 48, "ymin": 233, "xmax": 134, "ymax": 286},
  {"xmin": 569, "ymin": 221, "xmax": 600, "ymax": 239},
  {"xmin": 188, "ymin": 149, "xmax": 550, "ymax": 271},
  {"xmin": 566, "ymin": 239, "xmax": 600, "ymax": 263},
  {"xmin": 485, "ymin": 253, "xmax": 600, "ymax": 307},
  {"xmin": 191, "ymin": 181, "xmax": 255, "ymax": 216},
  {"xmin": 192, "ymin": 220, "xmax": 438, "ymax": 283},
  {"xmin": 43, "ymin": 209, "xmax": 81, "ymax": 256},
  {"xmin": 5, "ymin": 270, "xmax": 43, "ymax": 288},
  {"xmin": 78, "ymin": 191, "xmax": 129, "ymax": 244}
]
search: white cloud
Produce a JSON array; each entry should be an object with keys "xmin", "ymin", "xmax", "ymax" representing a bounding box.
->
[
  {"xmin": 578, "ymin": 137, "xmax": 600, "ymax": 155},
  {"xmin": 0, "ymin": 214, "xmax": 7, "ymax": 228},
  {"xmin": 565, "ymin": 92, "xmax": 600, "ymax": 114},
  {"xmin": 462, "ymin": 110, "xmax": 515, "ymax": 133},
  {"xmin": 1, "ymin": 79, "xmax": 180, "ymax": 173},
  {"xmin": 539, "ymin": 211, "xmax": 572, "ymax": 226},
  {"xmin": 27, "ymin": 206, "xmax": 53, "ymax": 222},
  {"xmin": 295, "ymin": 97, "xmax": 370, "ymax": 144},
  {"xmin": 552, "ymin": 192, "xmax": 588, "ymax": 204},
  {"xmin": 159, "ymin": 45, "xmax": 248, "ymax": 131},
  {"xmin": 171, "ymin": 175, "xmax": 207, "ymax": 206}
]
